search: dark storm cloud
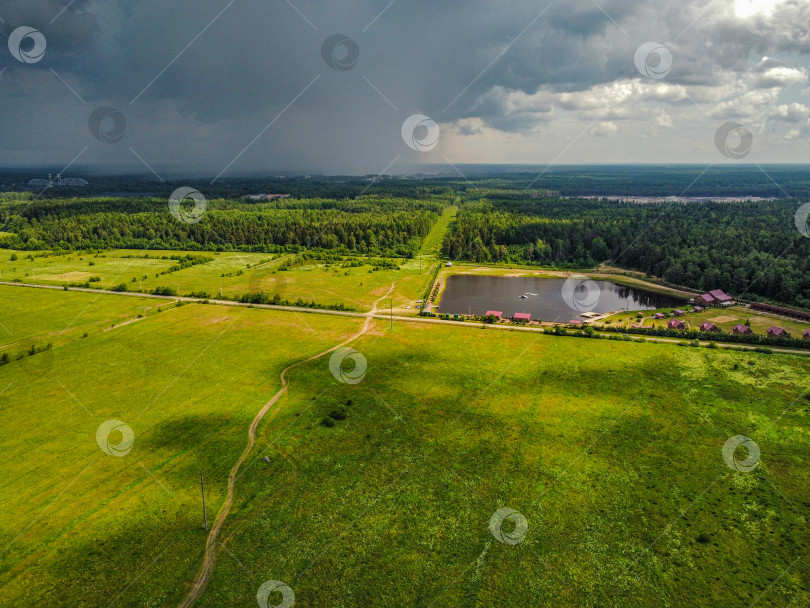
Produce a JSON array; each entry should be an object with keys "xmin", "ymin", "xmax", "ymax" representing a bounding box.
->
[{"xmin": 0, "ymin": 0, "xmax": 808, "ymax": 174}]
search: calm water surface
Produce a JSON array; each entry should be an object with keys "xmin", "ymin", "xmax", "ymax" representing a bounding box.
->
[{"xmin": 438, "ymin": 275, "xmax": 684, "ymax": 322}]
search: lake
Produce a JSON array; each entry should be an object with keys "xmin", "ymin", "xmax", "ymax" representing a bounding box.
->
[{"xmin": 437, "ymin": 275, "xmax": 684, "ymax": 322}]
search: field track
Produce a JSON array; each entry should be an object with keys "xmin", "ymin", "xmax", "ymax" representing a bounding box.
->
[{"xmin": 177, "ymin": 282, "xmax": 396, "ymax": 608}]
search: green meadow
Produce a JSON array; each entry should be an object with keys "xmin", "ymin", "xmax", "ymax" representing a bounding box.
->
[
  {"xmin": 0, "ymin": 286, "xmax": 807, "ymax": 607},
  {"xmin": 0, "ymin": 284, "xmax": 169, "ymax": 365},
  {"xmin": 0, "ymin": 249, "xmax": 432, "ymax": 312},
  {"xmin": 0, "ymin": 294, "xmax": 360, "ymax": 607}
]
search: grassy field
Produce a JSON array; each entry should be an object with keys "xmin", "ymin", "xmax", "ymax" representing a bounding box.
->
[
  {"xmin": 198, "ymin": 323, "xmax": 810, "ymax": 607},
  {"xmin": 0, "ymin": 293, "xmax": 361, "ymax": 608},
  {"xmin": 0, "ymin": 284, "xmax": 170, "ymax": 368},
  {"xmin": 1, "ymin": 286, "xmax": 807, "ymax": 607},
  {"xmin": 0, "ymin": 249, "xmax": 433, "ymax": 312}
]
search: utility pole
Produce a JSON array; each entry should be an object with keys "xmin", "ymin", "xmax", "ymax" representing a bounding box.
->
[{"xmin": 200, "ymin": 470, "xmax": 208, "ymax": 531}]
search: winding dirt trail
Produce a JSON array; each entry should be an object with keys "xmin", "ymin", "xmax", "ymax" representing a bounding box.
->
[{"xmin": 178, "ymin": 282, "xmax": 397, "ymax": 608}]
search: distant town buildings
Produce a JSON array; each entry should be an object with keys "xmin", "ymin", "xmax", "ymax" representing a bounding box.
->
[
  {"xmin": 245, "ymin": 193, "xmax": 290, "ymax": 201},
  {"xmin": 28, "ymin": 173, "xmax": 88, "ymax": 188}
]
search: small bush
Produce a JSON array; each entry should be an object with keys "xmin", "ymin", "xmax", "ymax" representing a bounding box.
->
[
  {"xmin": 320, "ymin": 417, "xmax": 335, "ymax": 428},
  {"xmin": 329, "ymin": 409, "xmax": 347, "ymax": 421}
]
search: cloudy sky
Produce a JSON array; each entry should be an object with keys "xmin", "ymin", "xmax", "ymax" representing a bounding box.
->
[{"xmin": 1, "ymin": 0, "xmax": 809, "ymax": 177}]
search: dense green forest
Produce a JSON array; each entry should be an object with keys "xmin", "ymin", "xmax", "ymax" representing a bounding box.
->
[
  {"xmin": 0, "ymin": 195, "xmax": 444, "ymax": 257},
  {"xmin": 442, "ymin": 195, "xmax": 810, "ymax": 308}
]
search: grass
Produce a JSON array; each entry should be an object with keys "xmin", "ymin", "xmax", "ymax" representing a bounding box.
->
[
  {"xmin": 0, "ymin": 250, "xmax": 433, "ymax": 312},
  {"xmin": 418, "ymin": 205, "xmax": 457, "ymax": 258},
  {"xmin": 0, "ymin": 294, "xmax": 360, "ymax": 608},
  {"xmin": 0, "ymin": 284, "xmax": 168, "ymax": 363},
  {"xmin": 0, "ymin": 286, "xmax": 808, "ymax": 607},
  {"xmin": 197, "ymin": 324, "xmax": 809, "ymax": 607}
]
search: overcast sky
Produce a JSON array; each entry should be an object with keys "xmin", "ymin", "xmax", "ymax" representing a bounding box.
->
[{"xmin": 1, "ymin": 0, "xmax": 809, "ymax": 177}]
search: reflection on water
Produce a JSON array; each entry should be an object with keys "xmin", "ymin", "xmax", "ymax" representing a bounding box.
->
[{"xmin": 438, "ymin": 275, "xmax": 684, "ymax": 322}]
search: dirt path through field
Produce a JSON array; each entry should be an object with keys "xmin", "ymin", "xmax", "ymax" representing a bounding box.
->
[{"xmin": 177, "ymin": 282, "xmax": 397, "ymax": 608}]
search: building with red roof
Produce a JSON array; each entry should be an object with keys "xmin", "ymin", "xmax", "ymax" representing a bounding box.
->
[
  {"xmin": 699, "ymin": 321, "xmax": 720, "ymax": 332},
  {"xmin": 733, "ymin": 324, "xmax": 752, "ymax": 335},
  {"xmin": 513, "ymin": 312, "xmax": 531, "ymax": 323},
  {"xmin": 668, "ymin": 319, "xmax": 685, "ymax": 330},
  {"xmin": 695, "ymin": 289, "xmax": 733, "ymax": 307},
  {"xmin": 767, "ymin": 326, "xmax": 789, "ymax": 338},
  {"xmin": 485, "ymin": 311, "xmax": 503, "ymax": 319}
]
